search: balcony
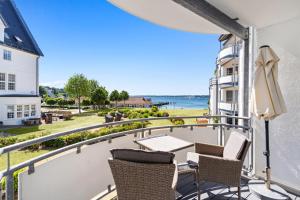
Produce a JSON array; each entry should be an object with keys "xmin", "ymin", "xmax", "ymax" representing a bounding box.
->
[
  {"xmin": 217, "ymin": 46, "xmax": 238, "ymax": 65},
  {"xmin": 0, "ymin": 116, "xmax": 298, "ymax": 200},
  {"xmin": 218, "ymin": 74, "xmax": 238, "ymax": 85},
  {"xmin": 219, "ymin": 102, "xmax": 238, "ymax": 112}
]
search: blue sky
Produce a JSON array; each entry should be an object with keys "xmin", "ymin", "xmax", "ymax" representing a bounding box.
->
[{"xmin": 15, "ymin": 0, "xmax": 219, "ymax": 95}]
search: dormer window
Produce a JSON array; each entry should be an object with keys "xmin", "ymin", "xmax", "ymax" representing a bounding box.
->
[
  {"xmin": 14, "ymin": 35, "xmax": 22, "ymax": 43},
  {"xmin": 3, "ymin": 49, "xmax": 11, "ymax": 61}
]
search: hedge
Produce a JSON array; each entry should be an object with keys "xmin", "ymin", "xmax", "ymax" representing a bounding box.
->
[{"xmin": 0, "ymin": 122, "xmax": 145, "ymax": 149}]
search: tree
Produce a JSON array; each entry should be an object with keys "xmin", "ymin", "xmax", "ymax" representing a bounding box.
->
[
  {"xmin": 88, "ymin": 79, "xmax": 99, "ymax": 96},
  {"xmin": 91, "ymin": 87, "xmax": 108, "ymax": 109},
  {"xmin": 64, "ymin": 74, "xmax": 89, "ymax": 114},
  {"xmin": 109, "ymin": 90, "xmax": 120, "ymax": 107},
  {"xmin": 39, "ymin": 86, "xmax": 47, "ymax": 97},
  {"xmin": 119, "ymin": 90, "xmax": 129, "ymax": 106},
  {"xmin": 82, "ymin": 99, "xmax": 91, "ymax": 106}
]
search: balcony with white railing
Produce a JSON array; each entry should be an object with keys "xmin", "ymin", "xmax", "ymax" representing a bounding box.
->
[
  {"xmin": 218, "ymin": 74, "xmax": 238, "ymax": 85},
  {"xmin": 0, "ymin": 115, "xmax": 259, "ymax": 200},
  {"xmin": 219, "ymin": 102, "xmax": 238, "ymax": 112},
  {"xmin": 217, "ymin": 45, "xmax": 238, "ymax": 65}
]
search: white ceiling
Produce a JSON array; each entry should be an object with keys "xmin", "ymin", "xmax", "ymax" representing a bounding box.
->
[{"xmin": 108, "ymin": 0, "xmax": 300, "ymax": 34}]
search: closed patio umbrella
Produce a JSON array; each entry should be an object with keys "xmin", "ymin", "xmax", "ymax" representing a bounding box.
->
[{"xmin": 250, "ymin": 45, "xmax": 287, "ymax": 189}]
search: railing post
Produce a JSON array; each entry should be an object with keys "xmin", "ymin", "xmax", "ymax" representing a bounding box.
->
[
  {"xmin": 5, "ymin": 172, "xmax": 14, "ymax": 200},
  {"xmin": 218, "ymin": 124, "xmax": 224, "ymax": 146}
]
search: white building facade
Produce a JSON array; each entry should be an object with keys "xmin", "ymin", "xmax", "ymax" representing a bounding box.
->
[
  {"xmin": 209, "ymin": 34, "xmax": 242, "ymax": 125},
  {"xmin": 0, "ymin": 0, "xmax": 43, "ymax": 125}
]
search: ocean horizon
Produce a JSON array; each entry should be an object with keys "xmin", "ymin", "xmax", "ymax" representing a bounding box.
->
[{"xmin": 132, "ymin": 95, "xmax": 209, "ymax": 110}]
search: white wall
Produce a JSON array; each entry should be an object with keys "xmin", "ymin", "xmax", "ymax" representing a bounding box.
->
[
  {"xmin": 0, "ymin": 97, "xmax": 41, "ymax": 125},
  {"xmin": 254, "ymin": 16, "xmax": 300, "ymax": 191},
  {"xmin": 0, "ymin": 45, "xmax": 38, "ymax": 95}
]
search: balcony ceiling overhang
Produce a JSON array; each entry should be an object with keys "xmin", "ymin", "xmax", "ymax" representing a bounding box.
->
[{"xmin": 108, "ymin": 0, "xmax": 300, "ymax": 36}]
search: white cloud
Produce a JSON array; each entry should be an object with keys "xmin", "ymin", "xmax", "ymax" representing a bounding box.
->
[{"xmin": 40, "ymin": 80, "xmax": 66, "ymax": 88}]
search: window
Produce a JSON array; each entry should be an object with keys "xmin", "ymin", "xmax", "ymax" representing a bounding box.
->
[
  {"xmin": 0, "ymin": 73, "xmax": 5, "ymax": 90},
  {"xmin": 7, "ymin": 105, "xmax": 14, "ymax": 119},
  {"xmin": 226, "ymin": 90, "xmax": 233, "ymax": 102},
  {"xmin": 17, "ymin": 105, "xmax": 23, "ymax": 118},
  {"xmin": 31, "ymin": 105, "xmax": 36, "ymax": 116},
  {"xmin": 226, "ymin": 68, "xmax": 233, "ymax": 76},
  {"xmin": 3, "ymin": 50, "xmax": 11, "ymax": 61},
  {"xmin": 24, "ymin": 105, "xmax": 30, "ymax": 117},
  {"xmin": 226, "ymin": 90, "xmax": 238, "ymax": 103},
  {"xmin": 8, "ymin": 74, "xmax": 15, "ymax": 90}
]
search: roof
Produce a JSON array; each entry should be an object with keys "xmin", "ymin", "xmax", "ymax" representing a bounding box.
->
[{"xmin": 0, "ymin": 0, "xmax": 43, "ymax": 56}]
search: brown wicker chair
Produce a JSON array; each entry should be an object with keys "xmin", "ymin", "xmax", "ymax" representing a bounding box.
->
[
  {"xmin": 108, "ymin": 149, "xmax": 178, "ymax": 200},
  {"xmin": 190, "ymin": 131, "xmax": 251, "ymax": 200}
]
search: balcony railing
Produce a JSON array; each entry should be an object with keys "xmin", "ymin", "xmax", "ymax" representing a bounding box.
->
[
  {"xmin": 219, "ymin": 101, "xmax": 239, "ymax": 111},
  {"xmin": 0, "ymin": 115, "xmax": 252, "ymax": 200},
  {"xmin": 217, "ymin": 45, "xmax": 238, "ymax": 65},
  {"xmin": 218, "ymin": 74, "xmax": 238, "ymax": 85}
]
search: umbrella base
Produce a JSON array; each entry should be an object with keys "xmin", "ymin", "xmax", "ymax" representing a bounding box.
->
[{"xmin": 249, "ymin": 180, "xmax": 289, "ymax": 200}]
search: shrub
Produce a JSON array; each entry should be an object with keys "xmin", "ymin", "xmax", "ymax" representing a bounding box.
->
[
  {"xmin": 151, "ymin": 106, "xmax": 159, "ymax": 112},
  {"xmin": 0, "ymin": 137, "xmax": 18, "ymax": 148},
  {"xmin": 162, "ymin": 112, "xmax": 169, "ymax": 117},
  {"xmin": 42, "ymin": 138, "xmax": 65, "ymax": 149},
  {"xmin": 45, "ymin": 97, "xmax": 57, "ymax": 106},
  {"xmin": 169, "ymin": 118, "xmax": 185, "ymax": 125},
  {"xmin": 142, "ymin": 113, "xmax": 149, "ymax": 118},
  {"xmin": 1, "ymin": 168, "xmax": 25, "ymax": 192},
  {"xmin": 63, "ymin": 132, "xmax": 88, "ymax": 145},
  {"xmin": 97, "ymin": 111, "xmax": 108, "ymax": 117}
]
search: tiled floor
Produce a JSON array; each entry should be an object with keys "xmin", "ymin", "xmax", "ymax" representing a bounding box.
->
[{"xmin": 176, "ymin": 173, "xmax": 299, "ymax": 200}]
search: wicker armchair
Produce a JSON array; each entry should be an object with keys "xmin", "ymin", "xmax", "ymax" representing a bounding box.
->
[
  {"xmin": 191, "ymin": 131, "xmax": 251, "ymax": 199},
  {"xmin": 108, "ymin": 149, "xmax": 178, "ymax": 200}
]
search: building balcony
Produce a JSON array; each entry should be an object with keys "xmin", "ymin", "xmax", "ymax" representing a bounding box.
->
[
  {"xmin": 219, "ymin": 101, "xmax": 238, "ymax": 112},
  {"xmin": 217, "ymin": 45, "xmax": 238, "ymax": 65},
  {"xmin": 218, "ymin": 74, "xmax": 238, "ymax": 85}
]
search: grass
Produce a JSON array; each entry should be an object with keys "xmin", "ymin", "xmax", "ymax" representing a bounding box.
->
[
  {"xmin": 0, "ymin": 108, "xmax": 207, "ymax": 171},
  {"xmin": 1, "ymin": 112, "xmax": 104, "ymax": 139},
  {"xmin": 0, "ymin": 149, "xmax": 50, "ymax": 171}
]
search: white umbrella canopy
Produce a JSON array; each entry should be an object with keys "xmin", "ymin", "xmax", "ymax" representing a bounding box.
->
[
  {"xmin": 251, "ymin": 46, "xmax": 287, "ymax": 120},
  {"xmin": 250, "ymin": 46, "xmax": 287, "ymax": 189}
]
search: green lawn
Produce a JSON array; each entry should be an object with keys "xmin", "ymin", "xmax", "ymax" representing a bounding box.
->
[
  {"xmin": 1, "ymin": 112, "xmax": 104, "ymax": 140},
  {"xmin": 0, "ymin": 149, "xmax": 50, "ymax": 171},
  {"xmin": 0, "ymin": 109, "xmax": 207, "ymax": 171}
]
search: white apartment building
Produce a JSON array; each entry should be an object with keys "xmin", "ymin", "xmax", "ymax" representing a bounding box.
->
[
  {"xmin": 0, "ymin": 0, "xmax": 43, "ymax": 125},
  {"xmin": 209, "ymin": 34, "xmax": 242, "ymax": 125}
]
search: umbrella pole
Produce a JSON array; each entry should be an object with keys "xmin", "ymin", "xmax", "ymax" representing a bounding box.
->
[{"xmin": 264, "ymin": 120, "xmax": 271, "ymax": 189}]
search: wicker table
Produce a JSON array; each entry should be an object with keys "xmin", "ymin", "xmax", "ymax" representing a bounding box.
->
[{"xmin": 134, "ymin": 135, "xmax": 193, "ymax": 152}]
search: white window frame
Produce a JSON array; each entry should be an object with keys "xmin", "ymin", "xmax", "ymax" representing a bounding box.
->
[
  {"xmin": 3, "ymin": 50, "xmax": 12, "ymax": 61},
  {"xmin": 0, "ymin": 73, "xmax": 5, "ymax": 90},
  {"xmin": 17, "ymin": 105, "xmax": 23, "ymax": 118},
  {"xmin": 31, "ymin": 105, "xmax": 36, "ymax": 116},
  {"xmin": 24, "ymin": 105, "xmax": 30, "ymax": 118},
  {"xmin": 7, "ymin": 105, "xmax": 15, "ymax": 119},
  {"xmin": 8, "ymin": 74, "xmax": 16, "ymax": 91}
]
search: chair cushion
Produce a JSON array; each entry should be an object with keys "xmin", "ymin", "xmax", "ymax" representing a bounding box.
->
[
  {"xmin": 223, "ymin": 132, "xmax": 247, "ymax": 160},
  {"xmin": 110, "ymin": 149, "xmax": 175, "ymax": 164}
]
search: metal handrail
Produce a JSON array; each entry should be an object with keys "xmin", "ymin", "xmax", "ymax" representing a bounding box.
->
[
  {"xmin": 0, "ymin": 115, "xmax": 250, "ymax": 155},
  {"xmin": 0, "ymin": 115, "xmax": 251, "ymax": 200}
]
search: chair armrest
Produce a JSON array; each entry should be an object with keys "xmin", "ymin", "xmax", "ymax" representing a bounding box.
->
[
  {"xmin": 172, "ymin": 160, "xmax": 178, "ymax": 190},
  {"xmin": 195, "ymin": 143, "xmax": 224, "ymax": 157}
]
